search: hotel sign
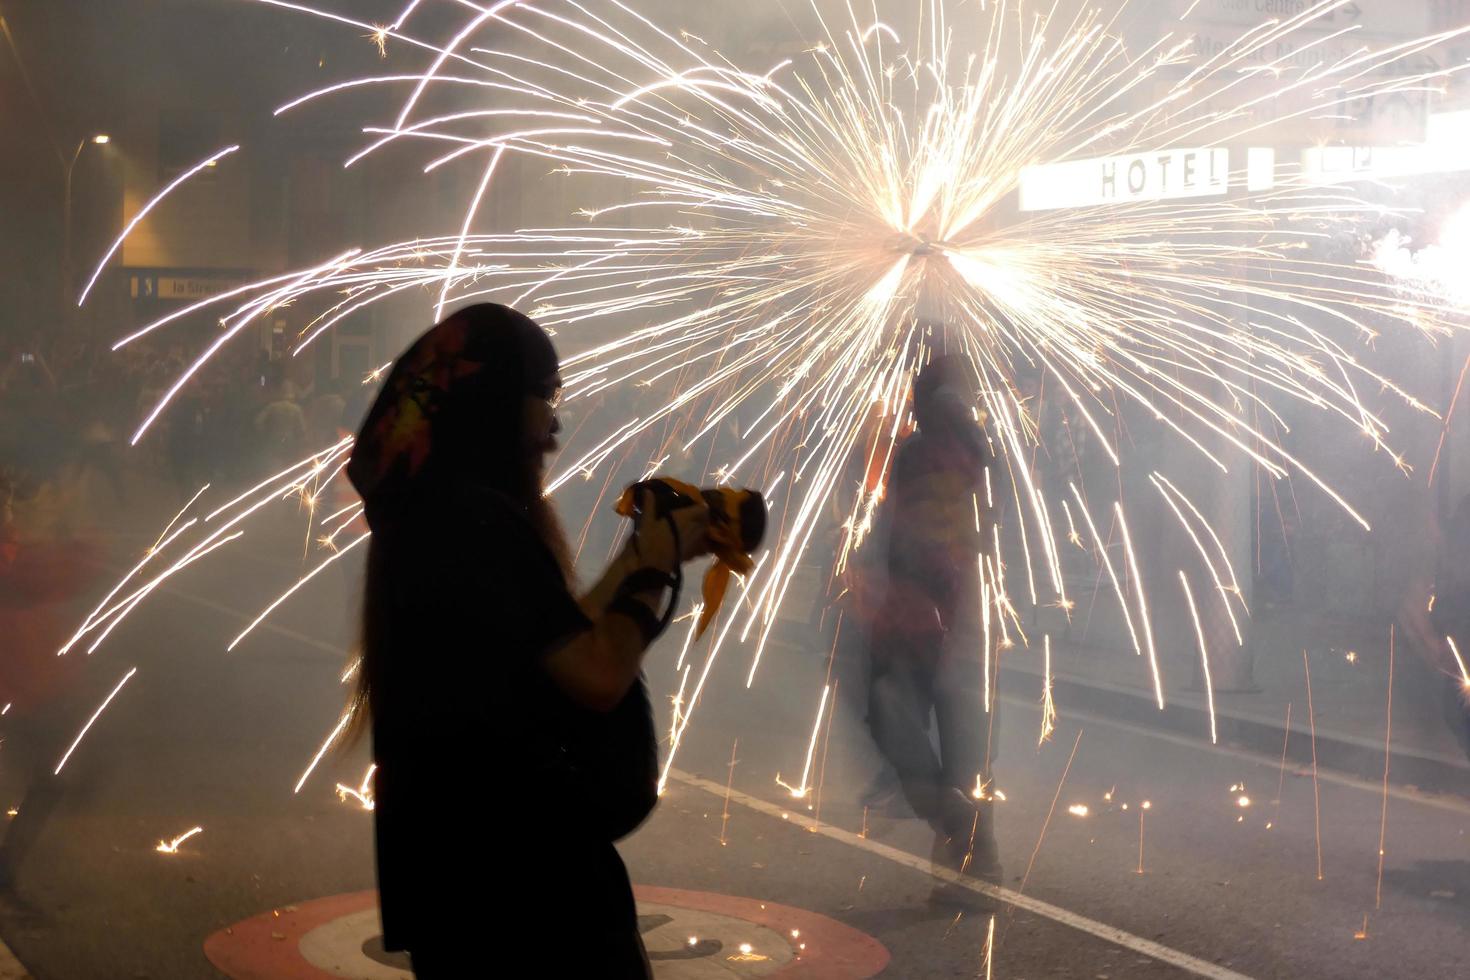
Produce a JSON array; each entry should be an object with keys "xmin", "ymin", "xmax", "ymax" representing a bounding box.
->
[{"xmin": 1018, "ymin": 148, "xmax": 1229, "ymax": 212}]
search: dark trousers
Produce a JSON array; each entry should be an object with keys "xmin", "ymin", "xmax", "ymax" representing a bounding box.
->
[
  {"xmin": 866, "ymin": 626, "xmax": 995, "ymax": 828},
  {"xmin": 0, "ymin": 710, "xmax": 71, "ymax": 886}
]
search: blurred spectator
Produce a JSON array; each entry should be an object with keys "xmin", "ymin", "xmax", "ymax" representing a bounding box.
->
[
  {"xmin": 0, "ymin": 468, "xmax": 106, "ymax": 892},
  {"xmin": 306, "ymin": 383, "xmax": 347, "ymax": 449},
  {"xmin": 254, "ymin": 377, "xmax": 309, "ymax": 467},
  {"xmin": 862, "ymin": 354, "xmax": 1001, "ymax": 906}
]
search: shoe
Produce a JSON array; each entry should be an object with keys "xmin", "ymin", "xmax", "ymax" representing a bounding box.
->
[{"xmin": 928, "ymin": 788, "xmax": 1002, "ymax": 909}]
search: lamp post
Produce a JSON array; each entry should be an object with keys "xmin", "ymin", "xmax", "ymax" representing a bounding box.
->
[{"xmin": 61, "ymin": 133, "xmax": 110, "ymax": 309}]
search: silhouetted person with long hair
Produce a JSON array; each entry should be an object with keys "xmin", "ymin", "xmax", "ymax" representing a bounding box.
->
[
  {"xmin": 865, "ymin": 354, "xmax": 1001, "ymax": 906},
  {"xmin": 345, "ymin": 304, "xmax": 708, "ymax": 977}
]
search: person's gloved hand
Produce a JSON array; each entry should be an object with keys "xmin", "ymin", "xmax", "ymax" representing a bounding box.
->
[{"xmin": 630, "ymin": 487, "xmax": 710, "ymax": 572}]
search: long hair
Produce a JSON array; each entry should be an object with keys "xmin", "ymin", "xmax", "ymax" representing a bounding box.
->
[
  {"xmin": 343, "ymin": 305, "xmax": 571, "ymax": 745},
  {"xmin": 345, "ymin": 431, "xmax": 575, "ymax": 746}
]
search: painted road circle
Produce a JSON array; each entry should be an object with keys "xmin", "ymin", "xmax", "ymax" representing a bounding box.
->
[{"xmin": 204, "ymin": 886, "xmax": 888, "ymax": 979}]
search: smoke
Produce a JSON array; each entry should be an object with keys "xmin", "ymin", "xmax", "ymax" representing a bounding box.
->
[{"xmin": 1372, "ymin": 201, "xmax": 1470, "ymax": 304}]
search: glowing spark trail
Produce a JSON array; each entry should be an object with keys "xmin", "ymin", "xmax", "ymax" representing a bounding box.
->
[
  {"xmin": 775, "ymin": 684, "xmax": 831, "ymax": 799},
  {"xmin": 1137, "ymin": 800, "xmax": 1151, "ymax": 876},
  {"xmin": 720, "ymin": 738, "xmax": 738, "ymax": 846},
  {"xmin": 1375, "ymin": 628, "xmax": 1394, "ymax": 910},
  {"xmin": 812, "ymin": 679, "xmax": 838, "ymax": 828},
  {"xmin": 1448, "ymin": 636, "xmax": 1470, "ymax": 690},
  {"xmin": 295, "ymin": 712, "xmax": 353, "ymax": 795},
  {"xmin": 156, "ymin": 826, "xmax": 203, "ymax": 854},
  {"xmin": 982, "ymin": 914, "xmax": 995, "ymax": 980},
  {"xmin": 63, "ymin": 0, "xmax": 1470, "ymax": 860},
  {"xmin": 78, "ymin": 145, "xmax": 240, "ymax": 305},
  {"xmin": 1020, "ymin": 729, "xmax": 1083, "ymax": 896},
  {"xmin": 1274, "ymin": 703, "xmax": 1292, "ymax": 821},
  {"xmin": 1304, "ymin": 650, "xmax": 1324, "ymax": 882},
  {"xmin": 1115, "ymin": 504, "xmax": 1163, "ymax": 710},
  {"xmin": 1178, "ymin": 572, "xmax": 1218, "ymax": 745},
  {"xmin": 336, "ymin": 765, "xmax": 378, "ymax": 811},
  {"xmin": 55, "ymin": 667, "xmax": 138, "ymax": 775},
  {"xmin": 227, "ymin": 531, "xmax": 371, "ymax": 651},
  {"xmin": 152, "ymin": 485, "xmax": 210, "ymax": 552},
  {"xmin": 1040, "ymin": 635, "xmax": 1056, "ymax": 746},
  {"xmin": 1153, "ymin": 475, "xmax": 1243, "ymax": 647}
]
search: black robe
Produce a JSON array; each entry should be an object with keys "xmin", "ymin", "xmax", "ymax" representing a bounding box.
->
[{"xmin": 369, "ymin": 487, "xmax": 654, "ymax": 975}]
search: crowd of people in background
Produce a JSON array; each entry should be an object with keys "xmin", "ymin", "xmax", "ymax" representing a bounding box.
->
[
  {"xmin": 0, "ymin": 329, "xmax": 377, "ymax": 895},
  {"xmin": 1, "ymin": 330, "xmax": 368, "ymax": 515}
]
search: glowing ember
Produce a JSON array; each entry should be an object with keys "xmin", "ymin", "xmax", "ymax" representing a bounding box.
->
[
  {"xmin": 56, "ymin": 2, "xmax": 1470, "ymax": 880},
  {"xmin": 335, "ymin": 765, "xmax": 378, "ymax": 811},
  {"xmin": 156, "ymin": 826, "xmax": 203, "ymax": 854}
]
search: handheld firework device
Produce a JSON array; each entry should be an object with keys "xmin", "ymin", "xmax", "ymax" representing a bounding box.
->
[{"xmin": 615, "ymin": 477, "xmax": 767, "ymax": 639}]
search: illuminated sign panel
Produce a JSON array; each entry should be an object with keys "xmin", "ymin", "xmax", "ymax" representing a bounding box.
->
[{"xmin": 1018, "ymin": 148, "xmax": 1229, "ymax": 212}]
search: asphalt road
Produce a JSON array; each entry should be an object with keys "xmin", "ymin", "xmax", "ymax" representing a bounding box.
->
[{"xmin": 1, "ymin": 514, "xmax": 1467, "ymax": 979}]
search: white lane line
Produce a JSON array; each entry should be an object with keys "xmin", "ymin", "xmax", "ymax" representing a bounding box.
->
[
  {"xmin": 98, "ymin": 554, "xmax": 347, "ymax": 657},
  {"xmin": 761, "ymin": 638, "xmax": 1470, "ymax": 814},
  {"xmin": 140, "ymin": 588, "xmax": 1470, "ymax": 817},
  {"xmin": 670, "ymin": 769, "xmax": 1255, "ymax": 980},
  {"xmin": 156, "ymin": 584, "xmax": 345, "ymax": 656},
  {"xmin": 1003, "ymin": 695, "xmax": 1470, "ymax": 817}
]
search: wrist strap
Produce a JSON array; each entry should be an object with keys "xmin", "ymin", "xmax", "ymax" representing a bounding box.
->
[
  {"xmin": 612, "ymin": 517, "xmax": 684, "ymax": 645},
  {"xmin": 619, "ymin": 566, "xmax": 677, "ymax": 596},
  {"xmin": 608, "ymin": 593, "xmax": 665, "ymax": 647}
]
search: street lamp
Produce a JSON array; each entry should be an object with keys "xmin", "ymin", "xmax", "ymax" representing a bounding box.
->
[{"xmin": 62, "ymin": 133, "xmax": 111, "ymax": 309}]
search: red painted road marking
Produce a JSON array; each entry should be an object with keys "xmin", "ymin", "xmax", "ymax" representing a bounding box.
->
[
  {"xmin": 634, "ymin": 886, "xmax": 888, "ymax": 978},
  {"xmin": 205, "ymin": 887, "xmax": 887, "ymax": 979},
  {"xmin": 204, "ymin": 891, "xmax": 379, "ymax": 980}
]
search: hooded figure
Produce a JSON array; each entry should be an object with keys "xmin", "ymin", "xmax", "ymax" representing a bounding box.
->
[
  {"xmin": 348, "ymin": 303, "xmax": 561, "ymax": 532},
  {"xmin": 883, "ymin": 354, "xmax": 990, "ymax": 626},
  {"xmin": 864, "ymin": 352, "xmax": 1002, "ymax": 906},
  {"xmin": 346, "ymin": 304, "xmax": 705, "ymax": 978}
]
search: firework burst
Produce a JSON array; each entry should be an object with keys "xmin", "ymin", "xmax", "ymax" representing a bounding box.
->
[{"xmin": 71, "ymin": 0, "xmax": 1470, "ymax": 787}]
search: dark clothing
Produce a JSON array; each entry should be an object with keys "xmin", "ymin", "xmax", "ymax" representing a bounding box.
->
[
  {"xmin": 370, "ymin": 486, "xmax": 651, "ymax": 975},
  {"xmin": 883, "ymin": 429, "xmax": 987, "ymax": 632},
  {"xmin": 868, "ymin": 627, "xmax": 990, "ymax": 823},
  {"xmin": 865, "ymin": 424, "xmax": 996, "ymax": 825},
  {"xmin": 350, "ymin": 305, "xmax": 655, "ymax": 975}
]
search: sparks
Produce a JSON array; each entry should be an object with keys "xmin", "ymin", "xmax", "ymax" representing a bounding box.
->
[
  {"xmin": 295, "ymin": 712, "xmax": 353, "ymax": 794},
  {"xmin": 335, "ymin": 764, "xmax": 378, "ymax": 811},
  {"xmin": 775, "ymin": 684, "xmax": 831, "ymax": 799},
  {"xmin": 63, "ymin": 1, "xmax": 1470, "ymax": 852},
  {"xmin": 54, "ymin": 667, "xmax": 138, "ymax": 775},
  {"xmin": 1039, "ymin": 634, "xmax": 1057, "ymax": 745},
  {"xmin": 156, "ymin": 826, "xmax": 204, "ymax": 854},
  {"xmin": 1448, "ymin": 637, "xmax": 1470, "ymax": 690}
]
